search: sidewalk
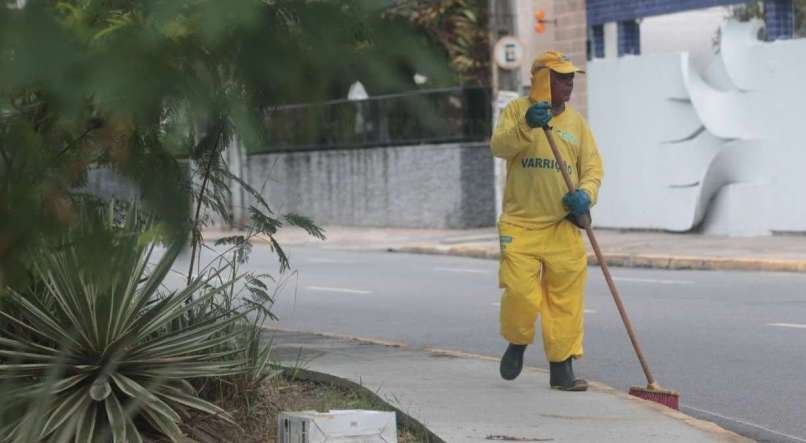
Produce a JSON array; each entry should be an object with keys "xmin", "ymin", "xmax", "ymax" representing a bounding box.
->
[
  {"xmin": 269, "ymin": 329, "xmax": 750, "ymax": 443},
  {"xmin": 207, "ymin": 225, "xmax": 806, "ymax": 273}
]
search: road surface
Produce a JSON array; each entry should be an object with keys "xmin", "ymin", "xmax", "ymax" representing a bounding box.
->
[{"xmin": 203, "ymin": 244, "xmax": 806, "ymax": 443}]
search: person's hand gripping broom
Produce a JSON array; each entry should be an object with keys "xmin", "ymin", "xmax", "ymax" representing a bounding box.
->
[{"xmin": 541, "ymin": 124, "xmax": 680, "ymax": 410}]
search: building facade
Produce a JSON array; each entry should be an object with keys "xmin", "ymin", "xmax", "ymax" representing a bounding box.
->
[{"xmin": 507, "ymin": 0, "xmax": 796, "ymax": 116}]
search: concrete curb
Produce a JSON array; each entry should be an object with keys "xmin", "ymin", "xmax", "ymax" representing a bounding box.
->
[
  {"xmin": 205, "ymin": 230, "xmax": 806, "ymax": 273},
  {"xmin": 265, "ymin": 327, "xmax": 752, "ymax": 443},
  {"xmin": 391, "ymin": 244, "xmax": 806, "ymax": 273}
]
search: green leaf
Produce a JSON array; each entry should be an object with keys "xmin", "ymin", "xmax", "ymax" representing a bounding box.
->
[
  {"xmin": 214, "ymin": 235, "xmax": 246, "ymax": 246},
  {"xmin": 111, "ymin": 373, "xmax": 152, "ymax": 399},
  {"xmin": 222, "ymin": 168, "xmax": 273, "ymax": 213},
  {"xmin": 123, "ymin": 412, "xmax": 144, "ymax": 443},
  {"xmin": 125, "ymin": 240, "xmax": 185, "ymax": 328},
  {"xmin": 1, "ymin": 373, "xmax": 90, "ymax": 399},
  {"xmin": 129, "ymin": 313, "xmax": 230, "ymax": 353},
  {"xmin": 1, "ymin": 292, "xmax": 84, "ymax": 350},
  {"xmin": 92, "ymin": 12, "xmax": 136, "ymax": 42},
  {"xmin": 40, "ymin": 388, "xmax": 88, "ymax": 439},
  {"xmin": 0, "ymin": 336, "xmax": 62, "ymax": 357},
  {"xmin": 0, "ymin": 363, "xmax": 61, "ymax": 374},
  {"xmin": 268, "ymin": 235, "xmax": 291, "ymax": 273},
  {"xmin": 73, "ymin": 399, "xmax": 97, "ymax": 443},
  {"xmin": 126, "ymin": 279, "xmax": 218, "ymax": 342},
  {"xmin": 112, "ymin": 374, "xmax": 182, "ymax": 426},
  {"xmin": 133, "ymin": 321, "xmax": 245, "ymax": 360},
  {"xmin": 141, "ymin": 406, "xmax": 183, "ymax": 441},
  {"xmin": 158, "ymin": 386, "xmax": 236, "ymax": 425},
  {"xmin": 245, "ymin": 274, "xmax": 268, "ymax": 290},
  {"xmin": 47, "ymin": 373, "xmax": 92, "ymax": 396},
  {"xmin": 104, "ymin": 393, "xmax": 127, "ymax": 443},
  {"xmin": 174, "ymin": 379, "xmax": 198, "ymax": 395},
  {"xmin": 284, "ymin": 213, "xmax": 326, "ymax": 240},
  {"xmin": 249, "ymin": 206, "xmax": 282, "ymax": 235},
  {"xmin": 49, "ymin": 407, "xmax": 87, "ymax": 443},
  {"xmin": 0, "ymin": 348, "xmax": 58, "ymax": 362}
]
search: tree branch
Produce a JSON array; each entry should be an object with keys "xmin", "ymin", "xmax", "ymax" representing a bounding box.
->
[
  {"xmin": 54, "ymin": 118, "xmax": 103, "ymax": 161},
  {"xmin": 186, "ymin": 123, "xmax": 225, "ymax": 286},
  {"xmin": 0, "ymin": 144, "xmax": 10, "ymax": 166}
]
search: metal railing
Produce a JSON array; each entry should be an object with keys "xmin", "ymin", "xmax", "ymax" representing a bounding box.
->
[{"xmin": 254, "ymin": 86, "xmax": 491, "ymax": 153}]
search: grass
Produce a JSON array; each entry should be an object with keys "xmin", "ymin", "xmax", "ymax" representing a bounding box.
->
[{"xmin": 187, "ymin": 374, "xmax": 428, "ymax": 442}]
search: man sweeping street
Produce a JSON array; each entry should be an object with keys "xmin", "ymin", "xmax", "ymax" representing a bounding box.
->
[{"xmin": 491, "ymin": 51, "xmax": 604, "ymax": 391}]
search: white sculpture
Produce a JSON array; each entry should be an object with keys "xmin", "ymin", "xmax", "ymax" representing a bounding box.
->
[{"xmin": 588, "ymin": 19, "xmax": 806, "ymax": 236}]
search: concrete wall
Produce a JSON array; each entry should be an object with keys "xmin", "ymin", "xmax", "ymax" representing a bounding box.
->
[
  {"xmin": 83, "ymin": 167, "xmax": 140, "ymax": 201},
  {"xmin": 81, "ymin": 143, "xmax": 495, "ymax": 230},
  {"xmin": 246, "ymin": 143, "xmax": 496, "ymax": 229},
  {"xmin": 588, "ymin": 19, "xmax": 806, "ymax": 236}
]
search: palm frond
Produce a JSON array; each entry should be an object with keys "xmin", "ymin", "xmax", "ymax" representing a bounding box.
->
[{"xmin": 284, "ymin": 213, "xmax": 326, "ymax": 240}]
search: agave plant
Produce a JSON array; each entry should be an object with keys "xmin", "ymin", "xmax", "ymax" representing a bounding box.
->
[{"xmin": 0, "ymin": 211, "xmax": 256, "ymax": 442}]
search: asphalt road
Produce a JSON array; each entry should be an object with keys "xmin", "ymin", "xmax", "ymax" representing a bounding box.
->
[{"xmin": 227, "ymin": 244, "xmax": 806, "ymax": 443}]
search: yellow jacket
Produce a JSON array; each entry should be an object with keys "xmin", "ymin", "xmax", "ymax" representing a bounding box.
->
[{"xmin": 491, "ymin": 97, "xmax": 604, "ymax": 230}]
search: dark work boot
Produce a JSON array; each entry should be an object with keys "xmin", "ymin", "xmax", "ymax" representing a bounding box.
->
[
  {"xmin": 549, "ymin": 358, "xmax": 588, "ymax": 391},
  {"xmin": 499, "ymin": 344, "xmax": 527, "ymax": 380}
]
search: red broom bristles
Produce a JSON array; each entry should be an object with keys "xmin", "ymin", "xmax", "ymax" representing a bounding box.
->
[{"xmin": 629, "ymin": 385, "xmax": 680, "ymax": 410}]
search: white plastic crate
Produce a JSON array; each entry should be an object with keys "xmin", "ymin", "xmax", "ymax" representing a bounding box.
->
[{"xmin": 277, "ymin": 409, "xmax": 398, "ymax": 443}]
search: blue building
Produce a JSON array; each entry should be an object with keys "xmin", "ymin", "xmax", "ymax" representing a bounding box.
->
[{"xmin": 587, "ymin": 0, "xmax": 796, "ymax": 58}]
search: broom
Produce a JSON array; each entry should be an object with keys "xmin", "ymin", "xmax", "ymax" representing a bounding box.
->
[{"xmin": 541, "ymin": 125, "xmax": 680, "ymax": 410}]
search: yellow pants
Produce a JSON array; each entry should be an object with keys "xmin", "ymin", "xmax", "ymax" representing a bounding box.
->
[{"xmin": 498, "ymin": 220, "xmax": 587, "ymax": 362}]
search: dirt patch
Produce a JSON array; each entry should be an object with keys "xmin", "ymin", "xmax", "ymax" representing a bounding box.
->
[{"xmin": 184, "ymin": 375, "xmax": 426, "ymax": 443}]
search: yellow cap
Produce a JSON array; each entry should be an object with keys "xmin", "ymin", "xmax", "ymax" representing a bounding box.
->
[{"xmin": 530, "ymin": 51, "xmax": 585, "ymax": 75}]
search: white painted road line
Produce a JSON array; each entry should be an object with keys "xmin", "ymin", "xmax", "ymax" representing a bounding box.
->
[
  {"xmin": 306, "ymin": 286, "xmax": 372, "ymax": 295},
  {"xmin": 768, "ymin": 323, "xmax": 806, "ymax": 329},
  {"xmin": 306, "ymin": 258, "xmax": 356, "ymax": 264},
  {"xmin": 612, "ymin": 277, "xmax": 695, "ymax": 285},
  {"xmin": 434, "ymin": 267, "xmax": 492, "ymax": 274}
]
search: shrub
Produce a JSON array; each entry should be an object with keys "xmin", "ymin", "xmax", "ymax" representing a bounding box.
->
[{"xmin": 0, "ymin": 206, "xmax": 269, "ymax": 442}]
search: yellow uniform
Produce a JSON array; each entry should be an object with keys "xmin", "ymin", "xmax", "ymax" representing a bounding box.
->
[{"xmin": 491, "ymin": 96, "xmax": 604, "ymax": 362}]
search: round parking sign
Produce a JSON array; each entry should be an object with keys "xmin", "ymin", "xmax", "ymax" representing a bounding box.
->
[{"xmin": 494, "ymin": 36, "xmax": 524, "ymax": 70}]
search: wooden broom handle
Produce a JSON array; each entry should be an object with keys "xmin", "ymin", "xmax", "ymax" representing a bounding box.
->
[{"xmin": 542, "ymin": 126, "xmax": 657, "ymax": 387}]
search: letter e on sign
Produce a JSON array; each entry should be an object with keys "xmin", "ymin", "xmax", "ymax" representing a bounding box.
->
[
  {"xmin": 505, "ymin": 44, "xmax": 517, "ymax": 62},
  {"xmin": 494, "ymin": 36, "xmax": 523, "ymax": 70}
]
